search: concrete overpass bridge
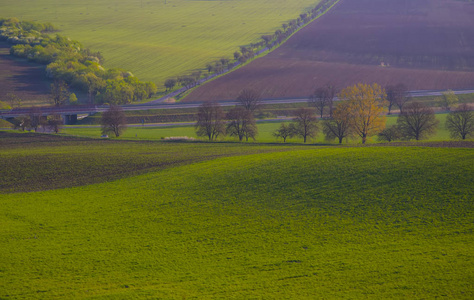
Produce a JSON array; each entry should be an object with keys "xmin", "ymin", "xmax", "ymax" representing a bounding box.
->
[{"xmin": 0, "ymin": 105, "xmax": 104, "ymax": 125}]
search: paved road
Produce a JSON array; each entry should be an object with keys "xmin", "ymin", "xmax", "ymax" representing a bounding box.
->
[
  {"xmin": 1, "ymin": 88, "xmax": 473, "ymax": 119},
  {"xmin": 132, "ymin": 88, "xmax": 474, "ymax": 111}
]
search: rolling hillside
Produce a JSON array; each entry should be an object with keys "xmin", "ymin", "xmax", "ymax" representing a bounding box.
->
[{"xmin": 1, "ymin": 132, "xmax": 473, "ymax": 298}]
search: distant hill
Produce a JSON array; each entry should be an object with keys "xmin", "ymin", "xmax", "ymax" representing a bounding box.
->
[{"xmin": 0, "ymin": 0, "xmax": 323, "ymax": 89}]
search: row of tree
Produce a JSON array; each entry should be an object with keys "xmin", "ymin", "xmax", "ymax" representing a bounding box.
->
[
  {"xmin": 195, "ymin": 84, "xmax": 473, "ymax": 143},
  {"xmin": 1, "ymin": 18, "xmax": 157, "ymax": 105},
  {"xmin": 195, "ymin": 89, "xmax": 261, "ymax": 141},
  {"xmin": 378, "ymin": 103, "xmax": 473, "ymax": 141},
  {"xmin": 11, "ymin": 110, "xmax": 63, "ymax": 133},
  {"xmin": 309, "ymin": 83, "xmax": 461, "ymax": 119}
]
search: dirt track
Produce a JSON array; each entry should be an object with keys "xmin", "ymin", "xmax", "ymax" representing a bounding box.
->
[{"xmin": 185, "ymin": 0, "xmax": 474, "ymax": 102}]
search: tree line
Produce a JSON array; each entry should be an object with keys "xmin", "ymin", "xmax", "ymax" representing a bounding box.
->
[
  {"xmin": 194, "ymin": 84, "xmax": 473, "ymax": 143},
  {"xmin": 0, "ymin": 18, "xmax": 157, "ymax": 105},
  {"xmin": 12, "ymin": 83, "xmax": 470, "ymax": 140}
]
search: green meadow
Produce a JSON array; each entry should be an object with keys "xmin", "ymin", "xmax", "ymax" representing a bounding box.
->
[
  {"xmin": 0, "ymin": 132, "xmax": 473, "ymax": 298},
  {"xmin": 0, "ymin": 0, "xmax": 322, "ymax": 87},
  {"xmin": 62, "ymin": 113, "xmax": 453, "ymax": 142}
]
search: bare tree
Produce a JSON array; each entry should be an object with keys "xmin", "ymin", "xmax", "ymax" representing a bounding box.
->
[
  {"xmin": 29, "ymin": 107, "xmax": 45, "ymax": 132},
  {"xmin": 323, "ymin": 102, "xmax": 352, "ymax": 144},
  {"xmin": 388, "ymin": 83, "xmax": 410, "ymax": 113},
  {"xmin": 385, "ymin": 83, "xmax": 408, "ymax": 114},
  {"xmin": 101, "ymin": 105, "xmax": 127, "ymax": 137},
  {"xmin": 309, "ymin": 85, "xmax": 337, "ymax": 118},
  {"xmin": 309, "ymin": 87, "xmax": 326, "ymax": 118},
  {"xmin": 47, "ymin": 115, "xmax": 63, "ymax": 133},
  {"xmin": 237, "ymin": 89, "xmax": 261, "ymax": 113},
  {"xmin": 397, "ymin": 102, "xmax": 439, "ymax": 140},
  {"xmin": 195, "ymin": 101, "xmax": 226, "ymax": 141},
  {"xmin": 226, "ymin": 107, "xmax": 257, "ymax": 141},
  {"xmin": 292, "ymin": 108, "xmax": 318, "ymax": 143},
  {"xmin": 326, "ymin": 85, "xmax": 337, "ymax": 117},
  {"xmin": 273, "ymin": 123, "xmax": 294, "ymax": 142},
  {"xmin": 51, "ymin": 79, "xmax": 70, "ymax": 106},
  {"xmin": 445, "ymin": 103, "xmax": 474, "ymax": 140},
  {"xmin": 377, "ymin": 125, "xmax": 401, "ymax": 142}
]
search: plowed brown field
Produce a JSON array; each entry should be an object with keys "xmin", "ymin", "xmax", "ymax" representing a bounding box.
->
[{"xmin": 185, "ymin": 0, "xmax": 474, "ymax": 102}]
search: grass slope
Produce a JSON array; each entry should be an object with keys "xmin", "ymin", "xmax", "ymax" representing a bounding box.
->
[
  {"xmin": 0, "ymin": 137, "xmax": 473, "ymax": 298},
  {"xmin": 0, "ymin": 131, "xmax": 301, "ymax": 193},
  {"xmin": 0, "ymin": 0, "xmax": 321, "ymax": 86}
]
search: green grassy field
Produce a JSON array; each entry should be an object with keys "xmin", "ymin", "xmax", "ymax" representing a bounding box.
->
[
  {"xmin": 0, "ymin": 132, "xmax": 473, "ymax": 298},
  {"xmin": 0, "ymin": 0, "xmax": 321, "ymax": 88},
  {"xmin": 62, "ymin": 113, "xmax": 454, "ymax": 142}
]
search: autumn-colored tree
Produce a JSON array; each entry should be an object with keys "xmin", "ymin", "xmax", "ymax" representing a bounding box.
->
[
  {"xmin": 323, "ymin": 102, "xmax": 352, "ymax": 144},
  {"xmin": 339, "ymin": 83, "xmax": 387, "ymax": 144},
  {"xmin": 195, "ymin": 101, "xmax": 226, "ymax": 141},
  {"xmin": 397, "ymin": 102, "xmax": 439, "ymax": 140},
  {"xmin": 445, "ymin": 103, "xmax": 474, "ymax": 140},
  {"xmin": 292, "ymin": 108, "xmax": 318, "ymax": 143},
  {"xmin": 439, "ymin": 90, "xmax": 459, "ymax": 111}
]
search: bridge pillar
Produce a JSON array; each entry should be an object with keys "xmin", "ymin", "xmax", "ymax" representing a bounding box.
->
[{"xmin": 63, "ymin": 114, "xmax": 78, "ymax": 125}]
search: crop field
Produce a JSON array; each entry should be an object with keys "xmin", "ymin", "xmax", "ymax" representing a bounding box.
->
[
  {"xmin": 0, "ymin": 0, "xmax": 322, "ymax": 88},
  {"xmin": 185, "ymin": 0, "xmax": 474, "ymax": 101},
  {"xmin": 0, "ymin": 42, "xmax": 51, "ymax": 106},
  {"xmin": 0, "ymin": 132, "xmax": 473, "ymax": 298},
  {"xmin": 0, "ymin": 131, "xmax": 304, "ymax": 193}
]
